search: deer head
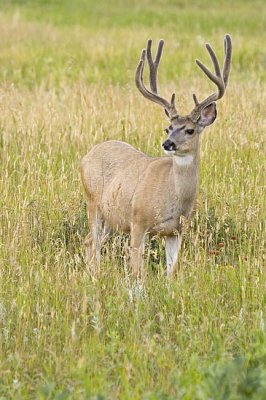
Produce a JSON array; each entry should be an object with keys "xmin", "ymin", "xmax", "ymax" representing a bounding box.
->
[{"xmin": 135, "ymin": 35, "xmax": 232, "ymax": 156}]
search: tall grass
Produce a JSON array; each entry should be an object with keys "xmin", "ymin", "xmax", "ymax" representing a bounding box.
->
[{"xmin": 0, "ymin": 0, "xmax": 265, "ymax": 398}]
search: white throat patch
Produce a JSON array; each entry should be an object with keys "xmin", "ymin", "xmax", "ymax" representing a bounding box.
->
[{"xmin": 174, "ymin": 154, "xmax": 194, "ymax": 166}]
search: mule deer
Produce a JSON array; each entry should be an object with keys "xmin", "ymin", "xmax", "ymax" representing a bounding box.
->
[{"xmin": 81, "ymin": 35, "xmax": 232, "ymax": 278}]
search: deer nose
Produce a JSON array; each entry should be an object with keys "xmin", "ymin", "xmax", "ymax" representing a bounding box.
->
[{"xmin": 162, "ymin": 139, "xmax": 176, "ymax": 151}]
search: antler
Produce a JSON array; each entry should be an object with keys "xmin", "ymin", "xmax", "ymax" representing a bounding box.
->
[
  {"xmin": 135, "ymin": 39, "xmax": 178, "ymax": 118},
  {"xmin": 192, "ymin": 34, "xmax": 232, "ymax": 117}
]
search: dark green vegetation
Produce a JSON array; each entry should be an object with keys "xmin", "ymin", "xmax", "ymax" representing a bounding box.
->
[{"xmin": 0, "ymin": 0, "xmax": 265, "ymax": 398}]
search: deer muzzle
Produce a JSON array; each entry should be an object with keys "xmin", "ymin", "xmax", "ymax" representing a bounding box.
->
[{"xmin": 162, "ymin": 139, "xmax": 176, "ymax": 152}]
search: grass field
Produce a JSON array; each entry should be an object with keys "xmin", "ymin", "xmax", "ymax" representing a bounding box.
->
[{"xmin": 0, "ymin": 0, "xmax": 265, "ymax": 398}]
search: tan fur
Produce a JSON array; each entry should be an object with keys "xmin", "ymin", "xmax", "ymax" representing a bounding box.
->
[{"xmin": 81, "ymin": 138, "xmax": 199, "ymax": 277}]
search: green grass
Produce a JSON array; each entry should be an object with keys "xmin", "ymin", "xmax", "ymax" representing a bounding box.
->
[{"xmin": 0, "ymin": 0, "xmax": 265, "ymax": 398}]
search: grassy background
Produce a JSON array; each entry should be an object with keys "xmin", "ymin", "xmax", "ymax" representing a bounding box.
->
[{"xmin": 0, "ymin": 0, "xmax": 265, "ymax": 398}]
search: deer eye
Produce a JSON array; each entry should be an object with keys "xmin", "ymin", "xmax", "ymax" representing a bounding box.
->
[{"xmin": 185, "ymin": 129, "xmax": 194, "ymax": 135}]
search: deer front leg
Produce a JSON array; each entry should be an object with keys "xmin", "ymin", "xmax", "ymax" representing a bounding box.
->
[
  {"xmin": 130, "ymin": 223, "xmax": 147, "ymax": 279},
  {"xmin": 165, "ymin": 234, "xmax": 182, "ymax": 276}
]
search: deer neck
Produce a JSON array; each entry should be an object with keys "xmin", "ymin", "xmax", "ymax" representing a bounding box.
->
[{"xmin": 172, "ymin": 147, "xmax": 200, "ymax": 200}]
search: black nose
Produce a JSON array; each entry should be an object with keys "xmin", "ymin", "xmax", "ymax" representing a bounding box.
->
[{"xmin": 162, "ymin": 139, "xmax": 176, "ymax": 151}]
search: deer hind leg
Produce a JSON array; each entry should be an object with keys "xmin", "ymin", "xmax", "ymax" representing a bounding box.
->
[
  {"xmin": 102, "ymin": 221, "xmax": 112, "ymax": 244},
  {"xmin": 84, "ymin": 201, "xmax": 104, "ymax": 272},
  {"xmin": 165, "ymin": 234, "xmax": 182, "ymax": 276},
  {"xmin": 130, "ymin": 223, "xmax": 147, "ymax": 280}
]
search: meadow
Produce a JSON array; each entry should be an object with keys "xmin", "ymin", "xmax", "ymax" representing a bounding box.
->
[{"xmin": 0, "ymin": 0, "xmax": 265, "ymax": 398}]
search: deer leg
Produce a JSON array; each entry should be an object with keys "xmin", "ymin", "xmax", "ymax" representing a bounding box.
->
[
  {"xmin": 102, "ymin": 221, "xmax": 112, "ymax": 244},
  {"xmin": 165, "ymin": 234, "xmax": 182, "ymax": 276},
  {"xmin": 85, "ymin": 202, "xmax": 103, "ymax": 270},
  {"xmin": 130, "ymin": 223, "xmax": 147, "ymax": 279}
]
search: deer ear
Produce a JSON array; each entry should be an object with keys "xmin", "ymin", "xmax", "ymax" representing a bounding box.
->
[{"xmin": 199, "ymin": 103, "xmax": 217, "ymax": 127}]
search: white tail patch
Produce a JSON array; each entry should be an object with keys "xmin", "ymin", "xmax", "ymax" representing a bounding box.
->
[{"xmin": 174, "ymin": 154, "xmax": 193, "ymax": 166}]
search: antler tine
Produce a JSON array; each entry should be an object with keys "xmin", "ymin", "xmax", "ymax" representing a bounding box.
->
[
  {"xmin": 135, "ymin": 41, "xmax": 178, "ymax": 118},
  {"xmin": 192, "ymin": 35, "xmax": 232, "ymax": 113},
  {"xmin": 223, "ymin": 34, "xmax": 232, "ymax": 88},
  {"xmin": 205, "ymin": 43, "xmax": 222, "ymax": 78},
  {"xmin": 146, "ymin": 39, "xmax": 164, "ymax": 93},
  {"xmin": 193, "ymin": 93, "xmax": 199, "ymax": 106},
  {"xmin": 195, "ymin": 44, "xmax": 225, "ymax": 100}
]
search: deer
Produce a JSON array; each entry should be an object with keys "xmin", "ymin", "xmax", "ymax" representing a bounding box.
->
[{"xmin": 80, "ymin": 35, "xmax": 232, "ymax": 279}]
